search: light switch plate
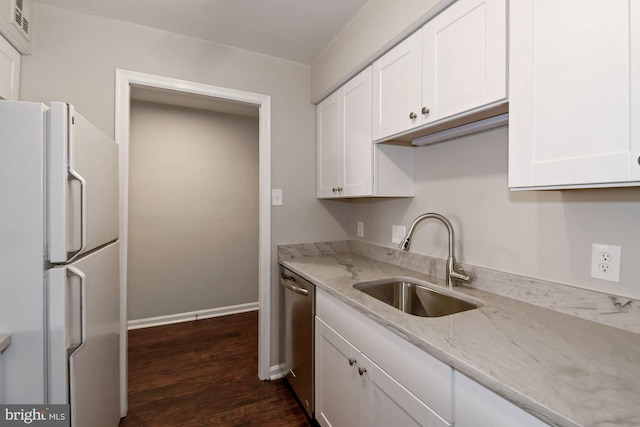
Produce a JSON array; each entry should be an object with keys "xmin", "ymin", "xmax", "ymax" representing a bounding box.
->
[
  {"xmin": 357, "ymin": 221, "xmax": 364, "ymax": 237},
  {"xmin": 271, "ymin": 189, "xmax": 283, "ymax": 206},
  {"xmin": 392, "ymin": 225, "xmax": 406, "ymax": 245}
]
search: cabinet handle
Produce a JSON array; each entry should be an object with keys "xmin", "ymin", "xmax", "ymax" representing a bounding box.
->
[
  {"xmin": 421, "ymin": 107, "xmax": 430, "ymax": 115},
  {"xmin": 358, "ymin": 367, "xmax": 367, "ymax": 376},
  {"xmin": 409, "ymin": 112, "xmax": 417, "ymax": 120},
  {"xmin": 337, "ymin": 187, "xmax": 343, "ymax": 192},
  {"xmin": 332, "ymin": 187, "xmax": 344, "ymax": 193},
  {"xmin": 348, "ymin": 358, "xmax": 356, "ymax": 366}
]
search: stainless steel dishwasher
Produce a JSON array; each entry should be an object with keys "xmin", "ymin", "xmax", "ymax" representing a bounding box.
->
[{"xmin": 280, "ymin": 265, "xmax": 315, "ymax": 418}]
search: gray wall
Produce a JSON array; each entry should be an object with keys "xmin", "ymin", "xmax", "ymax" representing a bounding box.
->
[
  {"xmin": 128, "ymin": 101, "xmax": 259, "ymax": 320},
  {"xmin": 351, "ymin": 127, "xmax": 640, "ymax": 299},
  {"xmin": 311, "ymin": 0, "xmax": 444, "ymax": 102},
  {"xmin": 312, "ymin": 0, "xmax": 640, "ymax": 300},
  {"xmin": 20, "ymin": 4, "xmax": 351, "ymax": 364}
]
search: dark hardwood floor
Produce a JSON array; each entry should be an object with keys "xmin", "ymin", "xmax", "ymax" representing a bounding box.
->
[{"xmin": 119, "ymin": 311, "xmax": 310, "ymax": 426}]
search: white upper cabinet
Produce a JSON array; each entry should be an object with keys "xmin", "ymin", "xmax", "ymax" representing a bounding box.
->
[
  {"xmin": 318, "ymin": 67, "xmax": 373, "ymax": 198},
  {"xmin": 317, "ymin": 66, "xmax": 414, "ymax": 199},
  {"xmin": 317, "ymin": 89, "xmax": 344, "ymax": 197},
  {"xmin": 0, "ymin": 34, "xmax": 20, "ymax": 100},
  {"xmin": 426, "ymin": 0, "xmax": 507, "ymax": 120},
  {"xmin": 372, "ymin": 31, "xmax": 424, "ymax": 140},
  {"xmin": 509, "ymin": 0, "xmax": 640, "ymax": 189},
  {"xmin": 373, "ymin": 0, "xmax": 507, "ymax": 143}
]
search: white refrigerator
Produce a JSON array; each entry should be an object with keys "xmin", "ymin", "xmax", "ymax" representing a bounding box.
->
[{"xmin": 0, "ymin": 101, "xmax": 120, "ymax": 427}]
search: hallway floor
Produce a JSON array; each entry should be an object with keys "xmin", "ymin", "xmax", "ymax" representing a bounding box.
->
[{"xmin": 119, "ymin": 311, "xmax": 310, "ymax": 426}]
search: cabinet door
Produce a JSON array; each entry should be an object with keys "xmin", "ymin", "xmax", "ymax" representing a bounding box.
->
[
  {"xmin": 362, "ymin": 353, "xmax": 451, "ymax": 427},
  {"xmin": 509, "ymin": 0, "xmax": 640, "ymax": 188},
  {"xmin": 426, "ymin": 0, "xmax": 506, "ymax": 120},
  {"xmin": 317, "ymin": 91, "xmax": 343, "ymax": 197},
  {"xmin": 0, "ymin": 35, "xmax": 20, "ymax": 101},
  {"xmin": 342, "ymin": 67, "xmax": 373, "ymax": 197},
  {"xmin": 372, "ymin": 30, "xmax": 423, "ymax": 140},
  {"xmin": 315, "ymin": 317, "xmax": 363, "ymax": 427},
  {"xmin": 454, "ymin": 371, "xmax": 548, "ymax": 427}
]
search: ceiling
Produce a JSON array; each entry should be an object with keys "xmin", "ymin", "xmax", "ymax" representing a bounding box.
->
[{"xmin": 33, "ymin": 0, "xmax": 370, "ymax": 64}]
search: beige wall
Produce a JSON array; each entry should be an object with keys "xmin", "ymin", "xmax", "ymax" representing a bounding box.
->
[
  {"xmin": 351, "ymin": 127, "xmax": 640, "ymax": 299},
  {"xmin": 128, "ymin": 101, "xmax": 259, "ymax": 320},
  {"xmin": 310, "ymin": 0, "xmax": 452, "ymax": 102},
  {"xmin": 20, "ymin": 5, "xmax": 352, "ymax": 363}
]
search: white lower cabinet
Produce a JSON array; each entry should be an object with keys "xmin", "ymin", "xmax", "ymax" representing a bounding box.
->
[
  {"xmin": 316, "ymin": 318, "xmax": 450, "ymax": 427},
  {"xmin": 315, "ymin": 318, "xmax": 361, "ymax": 427},
  {"xmin": 314, "ymin": 289, "xmax": 549, "ymax": 427},
  {"xmin": 315, "ymin": 289, "xmax": 452, "ymax": 427},
  {"xmin": 453, "ymin": 371, "xmax": 549, "ymax": 427},
  {"xmin": 364, "ymin": 351, "xmax": 450, "ymax": 427}
]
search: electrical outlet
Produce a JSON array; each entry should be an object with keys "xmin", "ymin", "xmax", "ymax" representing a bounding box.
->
[
  {"xmin": 392, "ymin": 225, "xmax": 406, "ymax": 245},
  {"xmin": 591, "ymin": 243, "xmax": 621, "ymax": 282},
  {"xmin": 357, "ymin": 221, "xmax": 364, "ymax": 238}
]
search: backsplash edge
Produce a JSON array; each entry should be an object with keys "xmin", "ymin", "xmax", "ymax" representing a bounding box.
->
[{"xmin": 278, "ymin": 240, "xmax": 640, "ymax": 334}]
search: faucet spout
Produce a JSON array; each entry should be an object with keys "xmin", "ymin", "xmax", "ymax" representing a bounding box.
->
[{"xmin": 398, "ymin": 213, "xmax": 470, "ymax": 288}]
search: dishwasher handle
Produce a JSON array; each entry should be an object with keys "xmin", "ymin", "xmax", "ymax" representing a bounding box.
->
[{"xmin": 280, "ymin": 275, "xmax": 310, "ymax": 296}]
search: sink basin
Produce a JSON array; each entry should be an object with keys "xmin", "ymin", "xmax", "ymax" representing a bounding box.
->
[{"xmin": 353, "ymin": 278, "xmax": 481, "ymax": 317}]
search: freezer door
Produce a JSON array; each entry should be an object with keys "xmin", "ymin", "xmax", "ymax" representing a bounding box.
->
[
  {"xmin": 47, "ymin": 102, "xmax": 119, "ymax": 263},
  {"xmin": 47, "ymin": 242, "xmax": 120, "ymax": 427}
]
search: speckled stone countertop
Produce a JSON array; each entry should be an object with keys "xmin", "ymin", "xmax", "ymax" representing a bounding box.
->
[
  {"xmin": 279, "ymin": 241, "xmax": 640, "ymax": 427},
  {"xmin": 0, "ymin": 334, "xmax": 10, "ymax": 353}
]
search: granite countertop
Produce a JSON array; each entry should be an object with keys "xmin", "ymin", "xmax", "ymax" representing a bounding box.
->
[
  {"xmin": 0, "ymin": 334, "xmax": 11, "ymax": 353},
  {"xmin": 279, "ymin": 243, "xmax": 640, "ymax": 427}
]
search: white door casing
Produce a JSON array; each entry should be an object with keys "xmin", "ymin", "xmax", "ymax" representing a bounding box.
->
[{"xmin": 115, "ymin": 69, "xmax": 271, "ymax": 417}]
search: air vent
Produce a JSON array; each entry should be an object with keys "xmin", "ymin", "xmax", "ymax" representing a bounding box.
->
[{"xmin": 11, "ymin": 0, "xmax": 32, "ymax": 41}]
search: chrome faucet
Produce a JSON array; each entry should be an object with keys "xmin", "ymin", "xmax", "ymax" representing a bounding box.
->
[{"xmin": 399, "ymin": 213, "xmax": 470, "ymax": 288}]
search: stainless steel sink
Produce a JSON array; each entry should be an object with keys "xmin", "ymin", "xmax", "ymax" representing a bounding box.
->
[{"xmin": 354, "ymin": 278, "xmax": 481, "ymax": 318}]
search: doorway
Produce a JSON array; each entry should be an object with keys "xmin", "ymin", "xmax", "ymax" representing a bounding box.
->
[{"xmin": 115, "ymin": 70, "xmax": 272, "ymax": 417}]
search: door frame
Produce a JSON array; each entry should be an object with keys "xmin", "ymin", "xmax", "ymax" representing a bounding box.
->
[{"xmin": 115, "ymin": 69, "xmax": 272, "ymax": 416}]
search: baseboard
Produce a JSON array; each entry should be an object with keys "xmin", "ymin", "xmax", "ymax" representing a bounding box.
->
[
  {"xmin": 270, "ymin": 363, "xmax": 285, "ymax": 380},
  {"xmin": 127, "ymin": 302, "xmax": 259, "ymax": 330}
]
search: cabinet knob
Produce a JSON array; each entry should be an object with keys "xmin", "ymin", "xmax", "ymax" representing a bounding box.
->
[
  {"xmin": 421, "ymin": 107, "xmax": 430, "ymax": 115},
  {"xmin": 358, "ymin": 367, "xmax": 367, "ymax": 376},
  {"xmin": 348, "ymin": 358, "xmax": 356, "ymax": 366},
  {"xmin": 332, "ymin": 187, "xmax": 338, "ymax": 192},
  {"xmin": 409, "ymin": 112, "xmax": 417, "ymax": 120}
]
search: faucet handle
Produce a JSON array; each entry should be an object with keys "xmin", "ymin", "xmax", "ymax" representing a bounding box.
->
[{"xmin": 450, "ymin": 267, "xmax": 470, "ymax": 283}]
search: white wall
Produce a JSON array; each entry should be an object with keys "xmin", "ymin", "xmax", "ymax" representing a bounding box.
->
[
  {"xmin": 20, "ymin": 4, "xmax": 351, "ymax": 363},
  {"xmin": 128, "ymin": 101, "xmax": 259, "ymax": 320},
  {"xmin": 352, "ymin": 127, "xmax": 640, "ymax": 299}
]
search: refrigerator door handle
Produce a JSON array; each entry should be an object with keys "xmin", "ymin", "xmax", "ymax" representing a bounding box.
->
[
  {"xmin": 66, "ymin": 168, "xmax": 87, "ymax": 263},
  {"xmin": 66, "ymin": 265, "xmax": 86, "ymax": 356}
]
